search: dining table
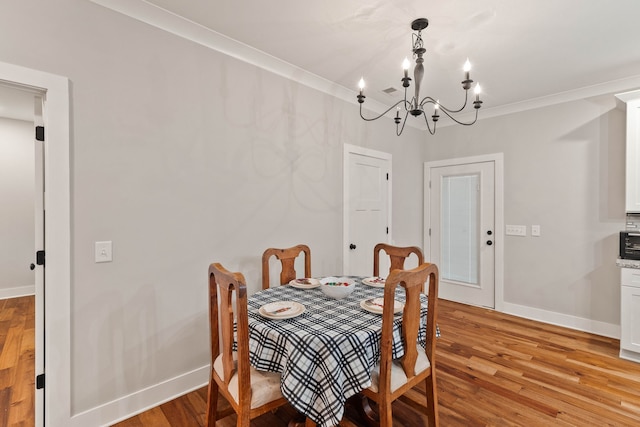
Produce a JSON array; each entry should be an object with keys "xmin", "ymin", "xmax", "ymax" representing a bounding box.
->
[{"xmin": 244, "ymin": 275, "xmax": 438, "ymax": 427}]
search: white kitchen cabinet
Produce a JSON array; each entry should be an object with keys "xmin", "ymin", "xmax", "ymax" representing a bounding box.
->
[
  {"xmin": 616, "ymin": 92, "xmax": 640, "ymax": 212},
  {"xmin": 625, "ymin": 100, "xmax": 640, "ymax": 212},
  {"xmin": 620, "ymin": 267, "xmax": 640, "ymax": 362}
]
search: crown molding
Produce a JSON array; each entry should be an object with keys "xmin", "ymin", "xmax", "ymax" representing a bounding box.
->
[
  {"xmin": 89, "ymin": 1, "xmax": 362, "ymax": 105},
  {"xmin": 477, "ymin": 75, "xmax": 640, "ymax": 121},
  {"xmin": 91, "ymin": 0, "xmax": 640, "ymax": 126}
]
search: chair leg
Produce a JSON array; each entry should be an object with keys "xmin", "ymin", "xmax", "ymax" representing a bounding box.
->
[
  {"xmin": 353, "ymin": 395, "xmax": 379, "ymax": 427},
  {"xmin": 205, "ymin": 378, "xmax": 218, "ymax": 427},
  {"xmin": 236, "ymin": 410, "xmax": 251, "ymax": 427},
  {"xmin": 377, "ymin": 399, "xmax": 392, "ymax": 427},
  {"xmin": 425, "ymin": 374, "xmax": 439, "ymax": 427}
]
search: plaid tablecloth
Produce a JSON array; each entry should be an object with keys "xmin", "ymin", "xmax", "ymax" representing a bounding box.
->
[{"xmin": 246, "ymin": 276, "xmax": 437, "ymax": 427}]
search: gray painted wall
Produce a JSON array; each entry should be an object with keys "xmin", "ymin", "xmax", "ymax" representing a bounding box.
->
[
  {"xmin": 0, "ymin": 118, "xmax": 34, "ymax": 294},
  {"xmin": 426, "ymin": 95, "xmax": 626, "ymax": 325},
  {"xmin": 1, "ymin": 0, "xmax": 425, "ymax": 415}
]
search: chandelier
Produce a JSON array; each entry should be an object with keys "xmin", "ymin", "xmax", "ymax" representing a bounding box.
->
[{"xmin": 356, "ymin": 18, "xmax": 483, "ymax": 136}]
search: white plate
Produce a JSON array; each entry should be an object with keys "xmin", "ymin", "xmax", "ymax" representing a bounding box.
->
[
  {"xmin": 289, "ymin": 278, "xmax": 321, "ymax": 289},
  {"xmin": 259, "ymin": 301, "xmax": 305, "ymax": 319},
  {"xmin": 360, "ymin": 298, "xmax": 404, "ymax": 314},
  {"xmin": 362, "ymin": 276, "xmax": 386, "ymax": 288}
]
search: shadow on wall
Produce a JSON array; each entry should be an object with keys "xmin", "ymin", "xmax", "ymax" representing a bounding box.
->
[
  {"xmin": 73, "ymin": 282, "xmax": 208, "ymax": 414},
  {"xmin": 553, "ymin": 96, "xmax": 625, "ymax": 222}
]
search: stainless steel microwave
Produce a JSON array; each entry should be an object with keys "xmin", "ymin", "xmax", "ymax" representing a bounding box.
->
[{"xmin": 620, "ymin": 231, "xmax": 640, "ymax": 260}]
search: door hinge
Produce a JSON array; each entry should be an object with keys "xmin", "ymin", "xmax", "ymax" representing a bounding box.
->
[
  {"xmin": 36, "ymin": 373, "xmax": 45, "ymax": 389},
  {"xmin": 36, "ymin": 250, "xmax": 45, "ymax": 266},
  {"xmin": 386, "ymin": 227, "xmax": 389, "ymax": 234},
  {"xmin": 429, "ymin": 228, "xmax": 431, "ymax": 236},
  {"xmin": 386, "ymin": 173, "xmax": 389, "ymax": 180},
  {"xmin": 35, "ymin": 126, "xmax": 45, "ymax": 142}
]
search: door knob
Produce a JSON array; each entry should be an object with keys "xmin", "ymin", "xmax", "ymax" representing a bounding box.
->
[
  {"xmin": 486, "ymin": 240, "xmax": 493, "ymax": 246},
  {"xmin": 30, "ymin": 263, "xmax": 36, "ymax": 270},
  {"xmin": 487, "ymin": 230, "xmax": 493, "ymax": 235},
  {"xmin": 349, "ymin": 243, "xmax": 356, "ymax": 250}
]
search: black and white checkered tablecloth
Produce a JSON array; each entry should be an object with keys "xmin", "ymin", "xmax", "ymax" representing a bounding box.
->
[{"xmin": 245, "ymin": 277, "xmax": 438, "ymax": 427}]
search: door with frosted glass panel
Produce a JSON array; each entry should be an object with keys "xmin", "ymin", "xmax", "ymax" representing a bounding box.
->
[{"xmin": 428, "ymin": 161, "xmax": 495, "ymax": 308}]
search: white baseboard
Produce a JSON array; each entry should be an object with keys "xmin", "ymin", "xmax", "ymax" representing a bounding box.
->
[
  {"xmin": 502, "ymin": 302, "xmax": 620, "ymax": 339},
  {"xmin": 70, "ymin": 365, "xmax": 210, "ymax": 427},
  {"xmin": 0, "ymin": 284, "xmax": 35, "ymax": 300}
]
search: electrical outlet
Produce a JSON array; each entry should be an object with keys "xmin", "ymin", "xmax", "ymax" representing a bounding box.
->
[
  {"xmin": 95, "ymin": 241, "xmax": 113, "ymax": 263},
  {"xmin": 505, "ymin": 225, "xmax": 527, "ymax": 236}
]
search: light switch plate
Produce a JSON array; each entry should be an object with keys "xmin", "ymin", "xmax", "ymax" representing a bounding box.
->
[
  {"xmin": 531, "ymin": 225, "xmax": 541, "ymax": 237},
  {"xmin": 95, "ymin": 241, "xmax": 113, "ymax": 263}
]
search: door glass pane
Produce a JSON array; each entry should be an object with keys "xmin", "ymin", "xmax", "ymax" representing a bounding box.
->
[{"xmin": 441, "ymin": 174, "xmax": 479, "ymax": 284}]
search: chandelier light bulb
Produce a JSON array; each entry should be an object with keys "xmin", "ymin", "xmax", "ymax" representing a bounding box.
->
[
  {"xmin": 463, "ymin": 58, "xmax": 471, "ymax": 82},
  {"xmin": 474, "ymin": 83, "xmax": 482, "ymax": 102},
  {"xmin": 358, "ymin": 77, "xmax": 365, "ymax": 96},
  {"xmin": 432, "ymin": 100, "xmax": 440, "ymax": 122}
]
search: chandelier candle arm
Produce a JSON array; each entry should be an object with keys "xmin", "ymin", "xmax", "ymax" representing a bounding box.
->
[
  {"xmin": 355, "ymin": 17, "xmax": 483, "ymax": 136},
  {"xmin": 359, "ymin": 99, "xmax": 406, "ymax": 122}
]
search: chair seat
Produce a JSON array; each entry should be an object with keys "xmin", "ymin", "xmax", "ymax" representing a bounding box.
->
[
  {"xmin": 214, "ymin": 352, "xmax": 283, "ymax": 408},
  {"xmin": 368, "ymin": 346, "xmax": 430, "ymax": 393}
]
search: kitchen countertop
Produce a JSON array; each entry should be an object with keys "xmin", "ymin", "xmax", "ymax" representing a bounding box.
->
[{"xmin": 617, "ymin": 259, "xmax": 640, "ymax": 269}]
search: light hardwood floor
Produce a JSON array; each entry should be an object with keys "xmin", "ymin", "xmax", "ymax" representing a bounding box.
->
[
  {"xmin": 0, "ymin": 296, "xmax": 35, "ymax": 427},
  {"xmin": 3, "ymin": 296, "xmax": 640, "ymax": 426},
  {"xmin": 113, "ymin": 299, "xmax": 640, "ymax": 426}
]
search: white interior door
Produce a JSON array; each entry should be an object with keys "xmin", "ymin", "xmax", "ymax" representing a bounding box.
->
[
  {"xmin": 344, "ymin": 145, "xmax": 391, "ymax": 276},
  {"xmin": 426, "ymin": 159, "xmax": 496, "ymax": 308}
]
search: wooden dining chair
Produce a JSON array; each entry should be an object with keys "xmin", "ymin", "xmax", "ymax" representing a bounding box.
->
[
  {"xmin": 373, "ymin": 243, "xmax": 424, "ymax": 277},
  {"xmin": 261, "ymin": 244, "xmax": 311, "ymax": 290},
  {"xmin": 206, "ymin": 263, "xmax": 288, "ymax": 426},
  {"xmin": 359, "ymin": 262, "xmax": 440, "ymax": 427}
]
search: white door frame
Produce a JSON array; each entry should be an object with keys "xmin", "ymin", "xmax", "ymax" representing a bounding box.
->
[
  {"xmin": 424, "ymin": 153, "xmax": 504, "ymax": 311},
  {"xmin": 343, "ymin": 144, "xmax": 392, "ymax": 274},
  {"xmin": 0, "ymin": 61, "xmax": 71, "ymax": 426},
  {"xmin": 33, "ymin": 94, "xmax": 45, "ymax": 423}
]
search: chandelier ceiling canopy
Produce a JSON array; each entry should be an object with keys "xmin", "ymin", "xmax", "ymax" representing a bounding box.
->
[{"xmin": 357, "ymin": 18, "xmax": 483, "ymax": 136}]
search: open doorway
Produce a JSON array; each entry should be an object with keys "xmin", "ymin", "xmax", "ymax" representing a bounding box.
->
[{"xmin": 0, "ymin": 83, "xmax": 44, "ymax": 424}]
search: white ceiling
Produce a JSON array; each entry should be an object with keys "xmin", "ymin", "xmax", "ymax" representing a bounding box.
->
[
  {"xmin": 136, "ymin": 0, "xmax": 640, "ymax": 115},
  {"xmin": 6, "ymin": 1, "xmax": 640, "ymax": 122}
]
